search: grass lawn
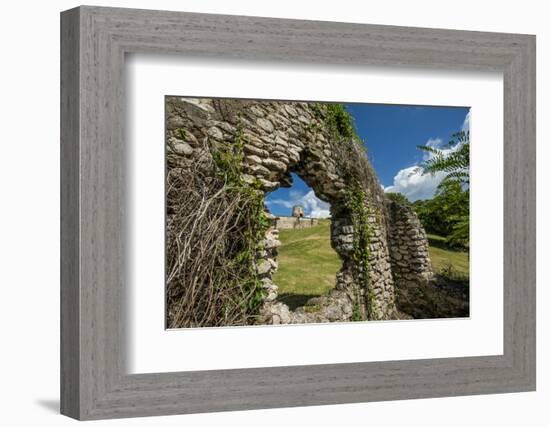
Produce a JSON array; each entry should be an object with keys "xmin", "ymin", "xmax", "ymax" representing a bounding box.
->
[
  {"xmin": 272, "ymin": 225, "xmax": 469, "ymax": 310},
  {"xmin": 272, "ymin": 220, "xmax": 341, "ymax": 309},
  {"xmin": 427, "ymin": 234, "xmax": 470, "ymax": 280}
]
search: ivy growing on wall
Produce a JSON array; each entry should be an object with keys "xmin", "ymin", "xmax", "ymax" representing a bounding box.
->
[
  {"xmin": 211, "ymin": 122, "xmax": 271, "ymax": 317},
  {"xmin": 167, "ymin": 100, "xmax": 391, "ymax": 327},
  {"xmin": 344, "ymin": 179, "xmax": 378, "ymax": 321},
  {"xmin": 313, "ymin": 102, "xmax": 380, "ymax": 321},
  {"xmin": 166, "ymin": 121, "xmax": 270, "ymax": 328}
]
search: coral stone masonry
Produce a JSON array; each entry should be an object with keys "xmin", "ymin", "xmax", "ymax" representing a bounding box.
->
[{"xmin": 166, "ymin": 97, "xmax": 436, "ymax": 324}]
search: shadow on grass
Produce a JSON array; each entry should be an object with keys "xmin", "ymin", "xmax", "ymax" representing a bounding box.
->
[
  {"xmin": 428, "ymin": 234, "xmax": 468, "ymax": 253},
  {"xmin": 278, "ymin": 293, "xmax": 318, "ymax": 311}
]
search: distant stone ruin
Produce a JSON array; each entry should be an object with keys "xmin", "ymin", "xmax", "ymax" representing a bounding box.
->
[
  {"xmin": 272, "ymin": 214, "xmax": 319, "ymax": 230},
  {"xmin": 166, "ymin": 97, "xmax": 439, "ymax": 325},
  {"xmin": 292, "ymin": 205, "xmax": 305, "ymax": 218},
  {"xmin": 271, "ymin": 204, "xmax": 319, "ymax": 230}
]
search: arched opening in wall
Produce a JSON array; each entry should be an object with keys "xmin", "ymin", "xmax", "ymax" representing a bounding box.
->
[
  {"xmin": 265, "ymin": 172, "xmax": 342, "ymax": 311},
  {"xmin": 165, "ymin": 96, "xmax": 469, "ymax": 328}
]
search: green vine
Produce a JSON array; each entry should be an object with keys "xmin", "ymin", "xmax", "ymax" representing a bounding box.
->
[
  {"xmin": 310, "ymin": 103, "xmax": 381, "ymax": 320},
  {"xmin": 312, "ymin": 103, "xmax": 356, "ymax": 141},
  {"xmin": 351, "ymin": 286, "xmax": 364, "ymax": 321},
  {"xmin": 211, "ymin": 122, "xmax": 270, "ymax": 318},
  {"xmin": 344, "ymin": 178, "xmax": 378, "ymax": 321},
  {"xmin": 324, "ymin": 103, "xmax": 355, "ymax": 139}
]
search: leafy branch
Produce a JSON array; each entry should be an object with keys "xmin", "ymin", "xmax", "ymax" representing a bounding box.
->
[{"xmin": 415, "ymin": 131, "xmax": 470, "ymax": 187}]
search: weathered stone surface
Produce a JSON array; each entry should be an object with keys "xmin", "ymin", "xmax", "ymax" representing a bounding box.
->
[
  {"xmin": 269, "ymin": 302, "xmax": 291, "ymax": 324},
  {"xmin": 287, "ymin": 149, "xmax": 300, "ymax": 164},
  {"xmin": 297, "ymin": 115, "xmax": 311, "ymax": 125},
  {"xmin": 256, "ymin": 118, "xmax": 274, "ymax": 132},
  {"xmin": 274, "ymin": 216, "xmax": 319, "ymax": 230},
  {"xmin": 168, "ymin": 137, "xmax": 194, "ymax": 156},
  {"xmin": 386, "ymin": 199, "xmax": 439, "ymax": 317},
  {"xmin": 263, "ymin": 280, "xmax": 279, "ymax": 303},
  {"xmin": 249, "ymin": 105, "xmax": 265, "ymax": 117},
  {"xmin": 245, "ymin": 154, "xmax": 263, "ymax": 165},
  {"xmin": 216, "ymin": 121, "xmax": 237, "ymax": 134},
  {"xmin": 207, "ymin": 126, "xmax": 223, "ymax": 140},
  {"xmin": 341, "ymin": 225, "xmax": 354, "ymax": 234},
  {"xmin": 243, "ymin": 144, "xmax": 268, "ymax": 157},
  {"xmin": 264, "ymin": 237, "xmax": 281, "ymax": 249},
  {"xmin": 166, "ymin": 96, "xmax": 437, "ymax": 324},
  {"xmin": 242, "ymin": 174, "xmax": 256, "ymax": 185},
  {"xmin": 284, "ymin": 105, "xmax": 298, "ymax": 117},
  {"xmin": 256, "ymin": 260, "xmax": 272, "ymax": 276},
  {"xmin": 262, "ymin": 158, "xmax": 287, "ymax": 172},
  {"xmin": 258, "ymin": 179, "xmax": 279, "ymax": 191},
  {"xmin": 247, "ymin": 164, "xmax": 271, "ymax": 176}
]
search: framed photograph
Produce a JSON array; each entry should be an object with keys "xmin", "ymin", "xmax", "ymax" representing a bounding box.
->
[{"xmin": 60, "ymin": 6, "xmax": 536, "ymax": 420}]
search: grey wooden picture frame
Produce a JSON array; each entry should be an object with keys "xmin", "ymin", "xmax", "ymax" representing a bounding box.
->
[{"xmin": 60, "ymin": 5, "xmax": 536, "ymax": 421}]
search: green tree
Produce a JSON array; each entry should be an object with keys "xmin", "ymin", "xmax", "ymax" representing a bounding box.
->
[
  {"xmin": 413, "ymin": 180, "xmax": 469, "ymax": 246},
  {"xmin": 413, "ymin": 130, "xmax": 470, "ymax": 250},
  {"xmin": 385, "ymin": 191, "xmax": 410, "ymax": 205}
]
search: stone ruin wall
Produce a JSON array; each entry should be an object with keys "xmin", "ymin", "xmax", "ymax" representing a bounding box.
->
[
  {"xmin": 166, "ymin": 97, "xmax": 434, "ymax": 323},
  {"xmin": 273, "ymin": 216, "xmax": 319, "ymax": 230},
  {"xmin": 387, "ymin": 201, "xmax": 470, "ymax": 318},
  {"xmin": 387, "ymin": 201, "xmax": 434, "ymax": 285}
]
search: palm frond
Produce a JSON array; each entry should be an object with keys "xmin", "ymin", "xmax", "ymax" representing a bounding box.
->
[{"xmin": 416, "ymin": 131, "xmax": 469, "ymax": 187}]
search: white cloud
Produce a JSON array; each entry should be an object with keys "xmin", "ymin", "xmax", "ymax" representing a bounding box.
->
[
  {"xmin": 462, "ymin": 110, "xmax": 471, "ymax": 132},
  {"xmin": 301, "ymin": 191, "xmax": 331, "ymax": 218},
  {"xmin": 384, "ymin": 110, "xmax": 470, "ymax": 201},
  {"xmin": 422, "ymin": 138, "xmax": 443, "ymax": 160},
  {"xmin": 266, "ymin": 198, "xmax": 294, "ymax": 209},
  {"xmin": 384, "ymin": 167, "xmax": 446, "ymax": 201},
  {"xmin": 426, "ymin": 137, "xmax": 443, "ymax": 148},
  {"xmin": 266, "ymin": 190, "xmax": 331, "ymax": 218},
  {"xmin": 289, "ymin": 189, "xmax": 303, "ymax": 199}
]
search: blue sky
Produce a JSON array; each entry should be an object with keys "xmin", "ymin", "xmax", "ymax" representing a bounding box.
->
[{"xmin": 266, "ymin": 103, "xmax": 470, "ymax": 217}]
